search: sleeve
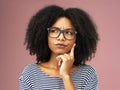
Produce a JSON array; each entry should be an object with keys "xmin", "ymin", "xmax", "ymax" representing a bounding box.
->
[
  {"xmin": 19, "ymin": 65, "xmax": 32, "ymax": 90},
  {"xmin": 19, "ymin": 75, "xmax": 31, "ymax": 90},
  {"xmin": 84, "ymin": 66, "xmax": 98, "ymax": 90}
]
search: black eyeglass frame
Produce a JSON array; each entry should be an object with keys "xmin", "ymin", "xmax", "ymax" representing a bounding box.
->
[{"xmin": 47, "ymin": 27, "xmax": 77, "ymax": 40}]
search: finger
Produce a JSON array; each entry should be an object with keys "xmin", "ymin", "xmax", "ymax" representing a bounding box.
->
[
  {"xmin": 58, "ymin": 59, "xmax": 62, "ymax": 66},
  {"xmin": 70, "ymin": 43, "xmax": 76, "ymax": 56},
  {"xmin": 64, "ymin": 54, "xmax": 74, "ymax": 63},
  {"xmin": 56, "ymin": 55, "xmax": 67, "ymax": 62},
  {"xmin": 56, "ymin": 55, "xmax": 67, "ymax": 65},
  {"xmin": 64, "ymin": 54, "xmax": 71, "ymax": 60},
  {"xmin": 56, "ymin": 56, "xmax": 62, "ymax": 66}
]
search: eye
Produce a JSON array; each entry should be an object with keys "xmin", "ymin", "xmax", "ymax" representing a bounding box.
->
[
  {"xmin": 50, "ymin": 28, "xmax": 59, "ymax": 33},
  {"xmin": 50, "ymin": 29, "xmax": 56, "ymax": 32},
  {"xmin": 65, "ymin": 30, "xmax": 74, "ymax": 35}
]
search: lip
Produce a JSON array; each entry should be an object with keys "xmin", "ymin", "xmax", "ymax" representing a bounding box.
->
[{"xmin": 55, "ymin": 44, "xmax": 67, "ymax": 48}]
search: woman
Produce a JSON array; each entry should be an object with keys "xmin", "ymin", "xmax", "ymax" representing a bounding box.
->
[{"xmin": 19, "ymin": 5, "xmax": 99, "ymax": 90}]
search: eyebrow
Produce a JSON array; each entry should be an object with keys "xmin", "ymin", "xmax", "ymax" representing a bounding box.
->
[{"xmin": 52, "ymin": 27, "xmax": 75, "ymax": 30}]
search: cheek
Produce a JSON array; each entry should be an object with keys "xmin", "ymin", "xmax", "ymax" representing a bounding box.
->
[
  {"xmin": 69, "ymin": 38, "xmax": 76, "ymax": 46},
  {"xmin": 68, "ymin": 41, "xmax": 75, "ymax": 50},
  {"xmin": 48, "ymin": 37, "xmax": 55, "ymax": 50},
  {"xmin": 48, "ymin": 38, "xmax": 52, "ymax": 48}
]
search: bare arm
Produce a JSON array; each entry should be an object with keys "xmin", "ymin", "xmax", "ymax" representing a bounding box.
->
[
  {"xmin": 62, "ymin": 74, "xmax": 76, "ymax": 90},
  {"xmin": 56, "ymin": 44, "xmax": 76, "ymax": 90}
]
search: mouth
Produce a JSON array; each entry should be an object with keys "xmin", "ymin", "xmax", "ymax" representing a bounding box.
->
[{"xmin": 55, "ymin": 44, "xmax": 67, "ymax": 48}]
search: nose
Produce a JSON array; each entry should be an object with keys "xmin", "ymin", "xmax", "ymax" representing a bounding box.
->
[{"xmin": 57, "ymin": 32, "xmax": 65, "ymax": 41}]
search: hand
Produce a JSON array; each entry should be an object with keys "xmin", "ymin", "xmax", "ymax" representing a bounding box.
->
[{"xmin": 56, "ymin": 44, "xmax": 76, "ymax": 77}]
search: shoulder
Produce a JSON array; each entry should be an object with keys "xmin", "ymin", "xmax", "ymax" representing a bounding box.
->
[
  {"xmin": 80, "ymin": 65, "xmax": 98, "ymax": 89},
  {"xmin": 76, "ymin": 65, "xmax": 98, "ymax": 89},
  {"xmin": 19, "ymin": 63, "xmax": 38, "ymax": 82},
  {"xmin": 23, "ymin": 63, "xmax": 37, "ymax": 70},
  {"xmin": 81, "ymin": 64, "xmax": 98, "ymax": 82},
  {"xmin": 19, "ymin": 63, "xmax": 38, "ymax": 79},
  {"xmin": 78, "ymin": 64, "xmax": 97, "ymax": 73},
  {"xmin": 21, "ymin": 63, "xmax": 37, "ymax": 73},
  {"xmin": 77, "ymin": 64, "xmax": 98, "ymax": 80}
]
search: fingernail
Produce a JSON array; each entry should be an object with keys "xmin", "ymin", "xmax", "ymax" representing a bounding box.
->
[{"xmin": 74, "ymin": 43, "xmax": 76, "ymax": 46}]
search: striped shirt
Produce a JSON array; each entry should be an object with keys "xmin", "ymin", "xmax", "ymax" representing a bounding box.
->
[{"xmin": 19, "ymin": 63, "xmax": 98, "ymax": 90}]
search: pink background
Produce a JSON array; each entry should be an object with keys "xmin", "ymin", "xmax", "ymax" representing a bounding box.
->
[{"xmin": 0, "ymin": 0, "xmax": 120, "ymax": 90}]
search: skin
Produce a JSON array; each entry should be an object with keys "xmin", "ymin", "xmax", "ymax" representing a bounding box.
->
[{"xmin": 38, "ymin": 17, "xmax": 78, "ymax": 90}]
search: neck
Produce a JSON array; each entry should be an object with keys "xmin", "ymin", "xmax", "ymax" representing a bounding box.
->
[{"xmin": 41, "ymin": 53, "xmax": 59, "ymax": 70}]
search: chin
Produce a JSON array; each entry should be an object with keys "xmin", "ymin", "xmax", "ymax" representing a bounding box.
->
[
  {"xmin": 54, "ymin": 50, "xmax": 70, "ymax": 55},
  {"xmin": 55, "ymin": 52, "xmax": 65, "ymax": 55}
]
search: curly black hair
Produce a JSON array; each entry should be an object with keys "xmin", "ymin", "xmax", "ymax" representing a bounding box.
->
[{"xmin": 24, "ymin": 5, "xmax": 99, "ymax": 65}]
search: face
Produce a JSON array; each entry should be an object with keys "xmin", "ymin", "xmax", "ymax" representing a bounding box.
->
[{"xmin": 48, "ymin": 17, "xmax": 76, "ymax": 55}]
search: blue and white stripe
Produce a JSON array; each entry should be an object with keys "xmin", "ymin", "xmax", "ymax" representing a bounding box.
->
[{"xmin": 19, "ymin": 63, "xmax": 98, "ymax": 90}]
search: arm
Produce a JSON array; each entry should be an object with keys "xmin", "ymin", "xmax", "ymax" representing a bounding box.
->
[
  {"xmin": 56, "ymin": 44, "xmax": 76, "ymax": 90},
  {"xmin": 62, "ymin": 74, "xmax": 76, "ymax": 90}
]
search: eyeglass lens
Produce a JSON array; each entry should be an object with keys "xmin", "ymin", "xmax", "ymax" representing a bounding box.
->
[{"xmin": 48, "ymin": 27, "xmax": 77, "ymax": 40}]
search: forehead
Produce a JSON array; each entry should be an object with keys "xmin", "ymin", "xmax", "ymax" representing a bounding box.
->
[{"xmin": 52, "ymin": 17, "xmax": 74, "ymax": 29}]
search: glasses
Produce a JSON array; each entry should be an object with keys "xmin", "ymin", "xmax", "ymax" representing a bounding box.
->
[{"xmin": 47, "ymin": 27, "xmax": 77, "ymax": 40}]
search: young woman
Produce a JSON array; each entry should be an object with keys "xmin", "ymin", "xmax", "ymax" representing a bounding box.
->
[{"xmin": 19, "ymin": 5, "xmax": 99, "ymax": 90}]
